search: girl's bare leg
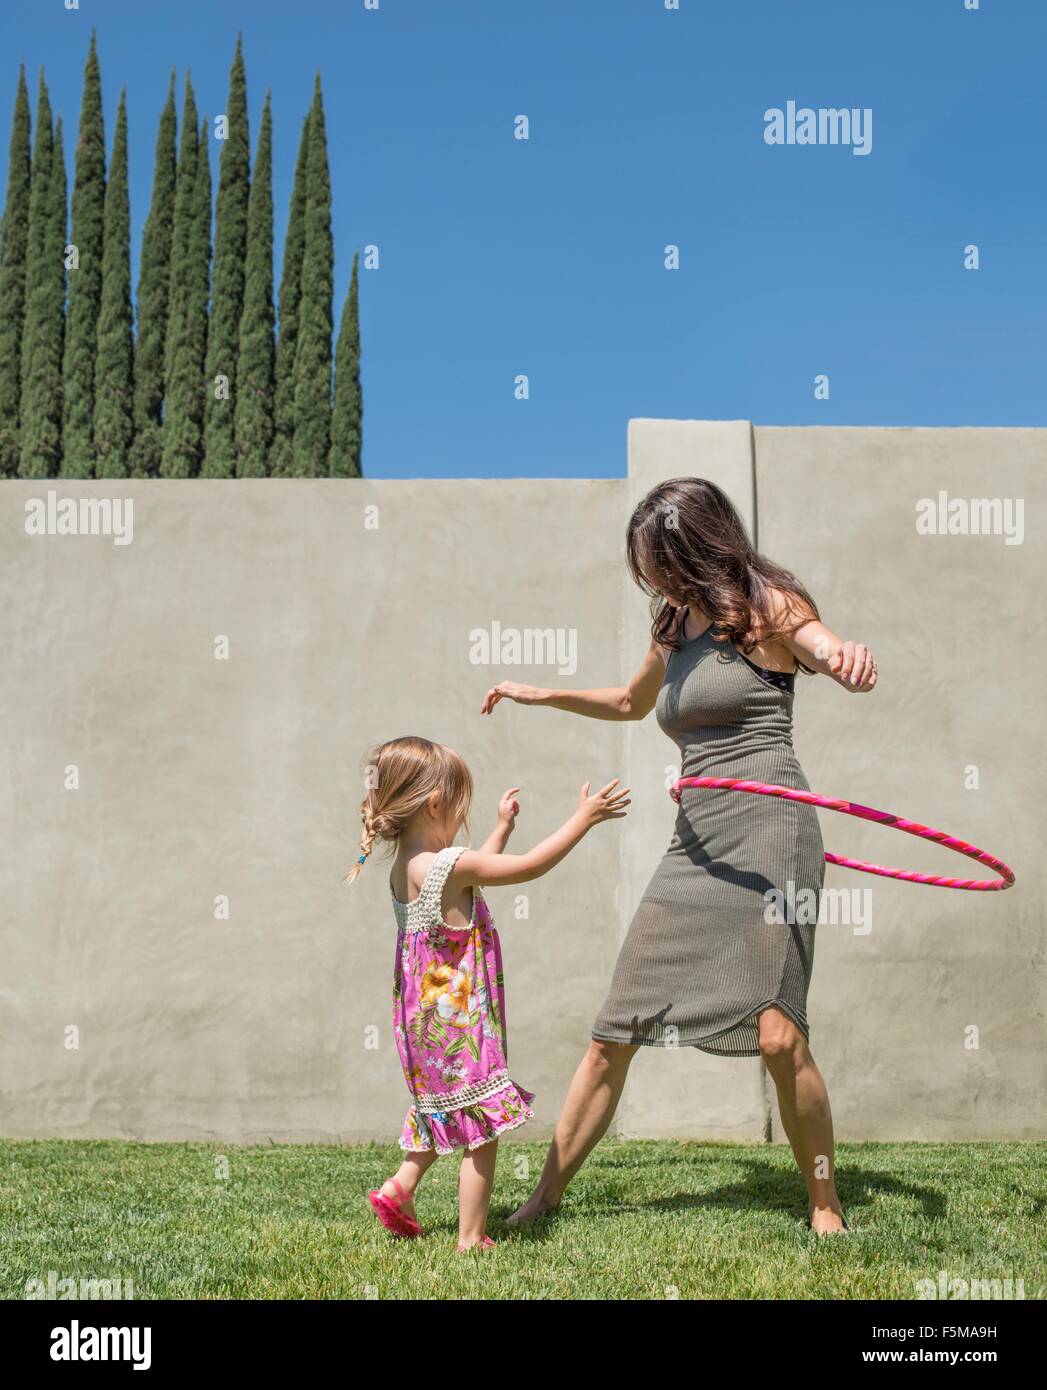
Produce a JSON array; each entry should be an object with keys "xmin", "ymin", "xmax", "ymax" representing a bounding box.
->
[
  {"xmin": 509, "ymin": 1040, "xmax": 638, "ymax": 1224},
  {"xmin": 758, "ymin": 1006, "xmax": 847, "ymax": 1235},
  {"xmin": 458, "ymin": 1138, "xmax": 499, "ymax": 1247},
  {"xmin": 380, "ymin": 1150, "xmax": 438, "ymax": 1222}
]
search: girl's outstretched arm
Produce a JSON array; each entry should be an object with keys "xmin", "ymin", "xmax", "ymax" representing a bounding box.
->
[
  {"xmin": 448, "ymin": 781, "xmax": 630, "ymax": 891},
  {"xmin": 479, "ymin": 638, "xmax": 667, "ymax": 722},
  {"xmin": 477, "ymin": 788, "xmax": 520, "ymax": 854}
]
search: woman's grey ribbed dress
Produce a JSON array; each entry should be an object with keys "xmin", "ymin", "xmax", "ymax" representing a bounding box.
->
[{"xmin": 592, "ymin": 624, "xmax": 824, "ymax": 1056}]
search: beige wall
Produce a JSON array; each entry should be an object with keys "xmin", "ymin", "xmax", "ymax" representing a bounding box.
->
[{"xmin": 2, "ymin": 421, "xmax": 1042, "ymax": 1143}]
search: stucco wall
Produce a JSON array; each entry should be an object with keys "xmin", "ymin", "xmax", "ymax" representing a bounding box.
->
[
  {"xmin": 753, "ymin": 426, "xmax": 1044, "ymax": 1140},
  {"xmin": 2, "ymin": 420, "xmax": 1042, "ymax": 1143}
]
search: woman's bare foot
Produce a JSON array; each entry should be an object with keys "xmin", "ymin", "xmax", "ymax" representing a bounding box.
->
[
  {"xmin": 507, "ymin": 1190, "xmax": 560, "ymax": 1226},
  {"xmin": 808, "ymin": 1203, "xmax": 848, "ymax": 1235}
]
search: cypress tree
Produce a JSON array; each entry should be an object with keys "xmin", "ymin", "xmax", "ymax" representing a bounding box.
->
[
  {"xmin": 20, "ymin": 79, "xmax": 65, "ymax": 478},
  {"xmin": 185, "ymin": 122, "xmax": 212, "ymax": 463},
  {"xmin": 330, "ymin": 251, "xmax": 362, "ymax": 477},
  {"xmin": 234, "ymin": 92, "xmax": 274, "ymax": 477},
  {"xmin": 202, "ymin": 35, "xmax": 249, "ymax": 478},
  {"xmin": 129, "ymin": 73, "xmax": 176, "ymax": 477},
  {"xmin": 93, "ymin": 91, "xmax": 133, "ymax": 478},
  {"xmin": 0, "ymin": 67, "xmax": 31, "ymax": 476},
  {"xmin": 167, "ymin": 76, "xmax": 197, "ymax": 335},
  {"xmin": 51, "ymin": 118, "xmax": 68, "ymax": 432},
  {"xmin": 269, "ymin": 110, "xmax": 310, "ymax": 476},
  {"xmin": 291, "ymin": 76, "xmax": 333, "ymax": 478},
  {"xmin": 62, "ymin": 31, "xmax": 106, "ymax": 478},
  {"xmin": 160, "ymin": 78, "xmax": 199, "ymax": 478}
]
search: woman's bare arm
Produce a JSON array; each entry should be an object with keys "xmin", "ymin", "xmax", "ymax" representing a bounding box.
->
[
  {"xmin": 479, "ymin": 637, "xmax": 668, "ymax": 722},
  {"xmin": 783, "ymin": 617, "xmax": 878, "ymax": 693}
]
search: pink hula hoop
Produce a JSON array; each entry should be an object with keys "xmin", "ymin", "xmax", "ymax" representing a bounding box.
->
[{"xmin": 669, "ymin": 777, "xmax": 1015, "ymax": 892}]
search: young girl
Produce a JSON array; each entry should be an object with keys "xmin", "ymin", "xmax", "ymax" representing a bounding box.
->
[{"xmin": 348, "ymin": 735, "xmax": 629, "ymax": 1251}]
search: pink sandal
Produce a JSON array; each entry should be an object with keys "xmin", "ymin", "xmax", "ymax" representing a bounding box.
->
[{"xmin": 368, "ymin": 1179, "xmax": 422, "ymax": 1239}]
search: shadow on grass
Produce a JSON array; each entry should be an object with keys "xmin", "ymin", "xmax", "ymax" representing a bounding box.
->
[{"xmin": 493, "ymin": 1152, "xmax": 946, "ymax": 1242}]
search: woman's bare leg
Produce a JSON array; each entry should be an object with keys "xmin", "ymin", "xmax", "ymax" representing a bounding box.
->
[
  {"xmin": 458, "ymin": 1139, "xmax": 498, "ymax": 1247},
  {"xmin": 758, "ymin": 1006, "xmax": 846, "ymax": 1235},
  {"xmin": 509, "ymin": 1039, "xmax": 638, "ymax": 1224}
]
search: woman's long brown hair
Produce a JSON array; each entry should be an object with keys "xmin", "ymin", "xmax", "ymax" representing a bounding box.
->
[{"xmin": 625, "ymin": 477, "xmax": 820, "ymax": 673}]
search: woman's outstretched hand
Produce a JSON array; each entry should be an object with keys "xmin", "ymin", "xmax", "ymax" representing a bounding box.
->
[
  {"xmin": 497, "ymin": 787, "xmax": 521, "ymax": 828},
  {"xmin": 828, "ymin": 641, "xmax": 877, "ymax": 691},
  {"xmin": 480, "ymin": 681, "xmax": 543, "ymax": 714},
  {"xmin": 576, "ymin": 779, "xmax": 631, "ymax": 828}
]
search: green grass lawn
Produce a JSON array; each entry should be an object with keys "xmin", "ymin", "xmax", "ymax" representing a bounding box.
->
[{"xmin": 2, "ymin": 1138, "xmax": 1045, "ymax": 1300}]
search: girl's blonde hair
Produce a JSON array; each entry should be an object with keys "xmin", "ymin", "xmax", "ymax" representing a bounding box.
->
[{"xmin": 345, "ymin": 736, "xmax": 473, "ymax": 883}]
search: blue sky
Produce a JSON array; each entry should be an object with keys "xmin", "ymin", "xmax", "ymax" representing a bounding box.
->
[{"xmin": 1, "ymin": 0, "xmax": 1044, "ymax": 477}]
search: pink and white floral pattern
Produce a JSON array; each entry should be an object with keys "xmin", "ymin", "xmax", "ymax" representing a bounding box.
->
[{"xmin": 391, "ymin": 847, "xmax": 534, "ymax": 1155}]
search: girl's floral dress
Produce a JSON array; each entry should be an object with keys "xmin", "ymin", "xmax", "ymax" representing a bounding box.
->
[{"xmin": 391, "ymin": 846, "xmax": 534, "ymax": 1155}]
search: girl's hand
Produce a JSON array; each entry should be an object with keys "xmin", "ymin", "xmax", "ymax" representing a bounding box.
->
[
  {"xmin": 576, "ymin": 779, "xmax": 631, "ymax": 828},
  {"xmin": 452, "ymin": 780, "xmax": 631, "ymax": 889},
  {"xmin": 829, "ymin": 640, "xmax": 877, "ymax": 691},
  {"xmin": 481, "ymin": 681, "xmax": 543, "ymax": 714},
  {"xmin": 497, "ymin": 787, "xmax": 521, "ymax": 828}
]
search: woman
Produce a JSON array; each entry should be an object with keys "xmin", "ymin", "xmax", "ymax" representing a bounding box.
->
[{"xmin": 480, "ymin": 477, "xmax": 877, "ymax": 1235}]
